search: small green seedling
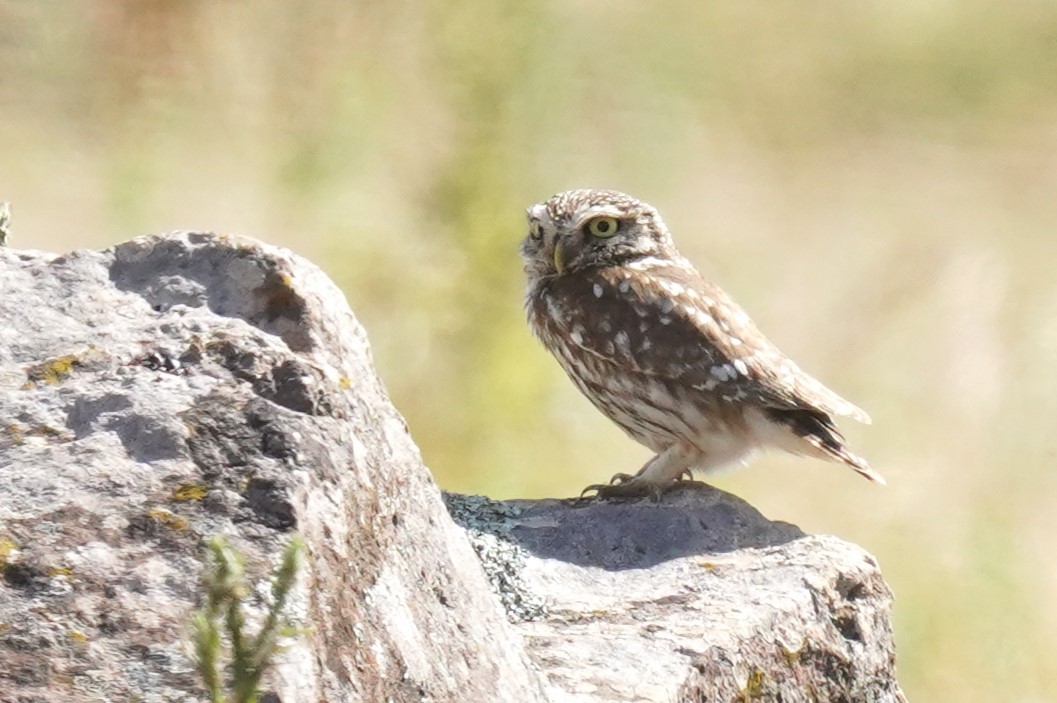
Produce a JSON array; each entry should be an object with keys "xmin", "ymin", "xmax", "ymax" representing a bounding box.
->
[{"xmin": 193, "ymin": 535, "xmax": 305, "ymax": 703}]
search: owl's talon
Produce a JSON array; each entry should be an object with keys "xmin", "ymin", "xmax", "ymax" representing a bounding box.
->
[
  {"xmin": 677, "ymin": 468, "xmax": 694, "ymax": 482},
  {"xmin": 579, "ymin": 483, "xmax": 608, "ymax": 499},
  {"xmin": 579, "ymin": 472, "xmax": 638, "ymax": 499},
  {"xmin": 579, "ymin": 477, "xmax": 668, "ymax": 501}
]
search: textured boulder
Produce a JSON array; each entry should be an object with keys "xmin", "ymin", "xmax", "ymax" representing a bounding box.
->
[
  {"xmin": 0, "ymin": 234, "xmax": 549, "ymax": 702},
  {"xmin": 0, "ymin": 232, "xmax": 904, "ymax": 703},
  {"xmin": 447, "ymin": 489, "xmax": 907, "ymax": 703}
]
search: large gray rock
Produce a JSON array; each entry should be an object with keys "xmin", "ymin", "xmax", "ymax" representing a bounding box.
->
[
  {"xmin": 447, "ymin": 490, "xmax": 907, "ymax": 702},
  {"xmin": 0, "ymin": 234, "xmax": 550, "ymax": 702},
  {"xmin": 0, "ymin": 232, "xmax": 905, "ymax": 703}
]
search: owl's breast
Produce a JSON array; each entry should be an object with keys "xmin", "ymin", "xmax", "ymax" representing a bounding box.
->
[{"xmin": 529, "ymin": 281, "xmax": 725, "ymax": 452}]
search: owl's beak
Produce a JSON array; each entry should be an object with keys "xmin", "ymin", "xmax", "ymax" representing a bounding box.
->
[{"xmin": 553, "ymin": 241, "xmax": 567, "ymax": 274}]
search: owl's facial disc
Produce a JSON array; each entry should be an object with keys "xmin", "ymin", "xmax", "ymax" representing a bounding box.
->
[
  {"xmin": 523, "ymin": 190, "xmax": 672, "ymax": 277},
  {"xmin": 556, "ymin": 208, "xmax": 646, "ymax": 273}
]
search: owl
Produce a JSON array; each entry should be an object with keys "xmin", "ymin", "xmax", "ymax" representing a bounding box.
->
[{"xmin": 521, "ymin": 189, "xmax": 883, "ymax": 498}]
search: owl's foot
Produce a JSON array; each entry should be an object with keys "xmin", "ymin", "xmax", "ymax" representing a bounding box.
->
[
  {"xmin": 579, "ymin": 473, "xmax": 634, "ymax": 499},
  {"xmin": 579, "ymin": 473, "xmax": 669, "ymax": 501}
]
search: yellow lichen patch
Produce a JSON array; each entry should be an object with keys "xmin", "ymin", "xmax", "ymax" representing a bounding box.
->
[
  {"xmin": 739, "ymin": 669, "xmax": 768, "ymax": 701},
  {"xmin": 69, "ymin": 629, "xmax": 88, "ymax": 643},
  {"xmin": 23, "ymin": 354, "xmax": 79, "ymax": 387},
  {"xmin": 4, "ymin": 424, "xmax": 68, "ymax": 447},
  {"xmin": 279, "ymin": 274, "xmax": 293, "ymax": 287},
  {"xmin": 148, "ymin": 507, "xmax": 190, "ymax": 531},
  {"xmin": 698, "ymin": 561, "xmax": 717, "ymax": 572},
  {"xmin": 29, "ymin": 425, "xmax": 64, "ymax": 438},
  {"xmin": 172, "ymin": 483, "xmax": 209, "ymax": 501},
  {"xmin": 339, "ymin": 376, "xmax": 351, "ymax": 389},
  {"xmin": 779, "ymin": 637, "xmax": 808, "ymax": 665},
  {"xmin": 47, "ymin": 565, "xmax": 74, "ymax": 578},
  {"xmin": 0, "ymin": 537, "xmax": 17, "ymax": 565},
  {"xmin": 4, "ymin": 424, "xmax": 24, "ymax": 446}
]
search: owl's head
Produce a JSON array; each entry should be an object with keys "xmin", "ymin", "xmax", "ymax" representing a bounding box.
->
[{"xmin": 521, "ymin": 189, "xmax": 676, "ymax": 279}]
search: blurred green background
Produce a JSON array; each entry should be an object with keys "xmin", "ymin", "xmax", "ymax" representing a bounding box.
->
[{"xmin": 3, "ymin": 1, "xmax": 1056, "ymax": 700}]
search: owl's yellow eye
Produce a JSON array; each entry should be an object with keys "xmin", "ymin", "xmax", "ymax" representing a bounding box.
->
[
  {"xmin": 586, "ymin": 217, "xmax": 620, "ymax": 238},
  {"xmin": 528, "ymin": 220, "xmax": 543, "ymax": 239}
]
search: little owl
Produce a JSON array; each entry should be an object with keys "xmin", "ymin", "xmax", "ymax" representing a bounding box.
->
[{"xmin": 521, "ymin": 189, "xmax": 883, "ymax": 498}]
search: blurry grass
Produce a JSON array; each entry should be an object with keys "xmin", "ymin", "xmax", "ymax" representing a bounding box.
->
[{"xmin": 2, "ymin": 2, "xmax": 1057, "ymax": 701}]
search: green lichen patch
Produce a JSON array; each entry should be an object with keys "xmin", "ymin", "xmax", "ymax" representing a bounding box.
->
[{"xmin": 443, "ymin": 493, "xmax": 547, "ymax": 623}]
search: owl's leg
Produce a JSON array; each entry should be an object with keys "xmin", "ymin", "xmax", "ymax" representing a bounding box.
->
[{"xmin": 581, "ymin": 445, "xmax": 691, "ymax": 500}]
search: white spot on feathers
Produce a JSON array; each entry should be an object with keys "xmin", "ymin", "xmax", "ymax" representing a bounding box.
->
[
  {"xmin": 710, "ymin": 363, "xmax": 740, "ymax": 381},
  {"xmin": 593, "ymin": 283, "xmax": 603, "ymax": 298},
  {"xmin": 690, "ymin": 308, "xmax": 714, "ymax": 327},
  {"xmin": 659, "ymin": 280, "xmax": 685, "ymax": 297}
]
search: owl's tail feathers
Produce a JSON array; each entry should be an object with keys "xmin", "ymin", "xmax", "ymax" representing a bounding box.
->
[
  {"xmin": 808, "ymin": 435, "xmax": 887, "ymax": 485},
  {"xmin": 768, "ymin": 408, "xmax": 887, "ymax": 485}
]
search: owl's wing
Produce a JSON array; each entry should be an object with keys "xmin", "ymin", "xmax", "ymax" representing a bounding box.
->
[{"xmin": 543, "ymin": 264, "xmax": 870, "ymax": 424}]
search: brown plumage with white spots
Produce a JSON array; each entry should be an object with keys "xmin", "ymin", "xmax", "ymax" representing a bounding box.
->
[{"xmin": 520, "ymin": 189, "xmax": 882, "ymax": 498}]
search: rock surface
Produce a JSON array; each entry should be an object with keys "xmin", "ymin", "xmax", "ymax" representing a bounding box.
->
[
  {"xmin": 0, "ymin": 234, "xmax": 549, "ymax": 702},
  {"xmin": 0, "ymin": 232, "xmax": 905, "ymax": 703},
  {"xmin": 447, "ymin": 488, "xmax": 907, "ymax": 703}
]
